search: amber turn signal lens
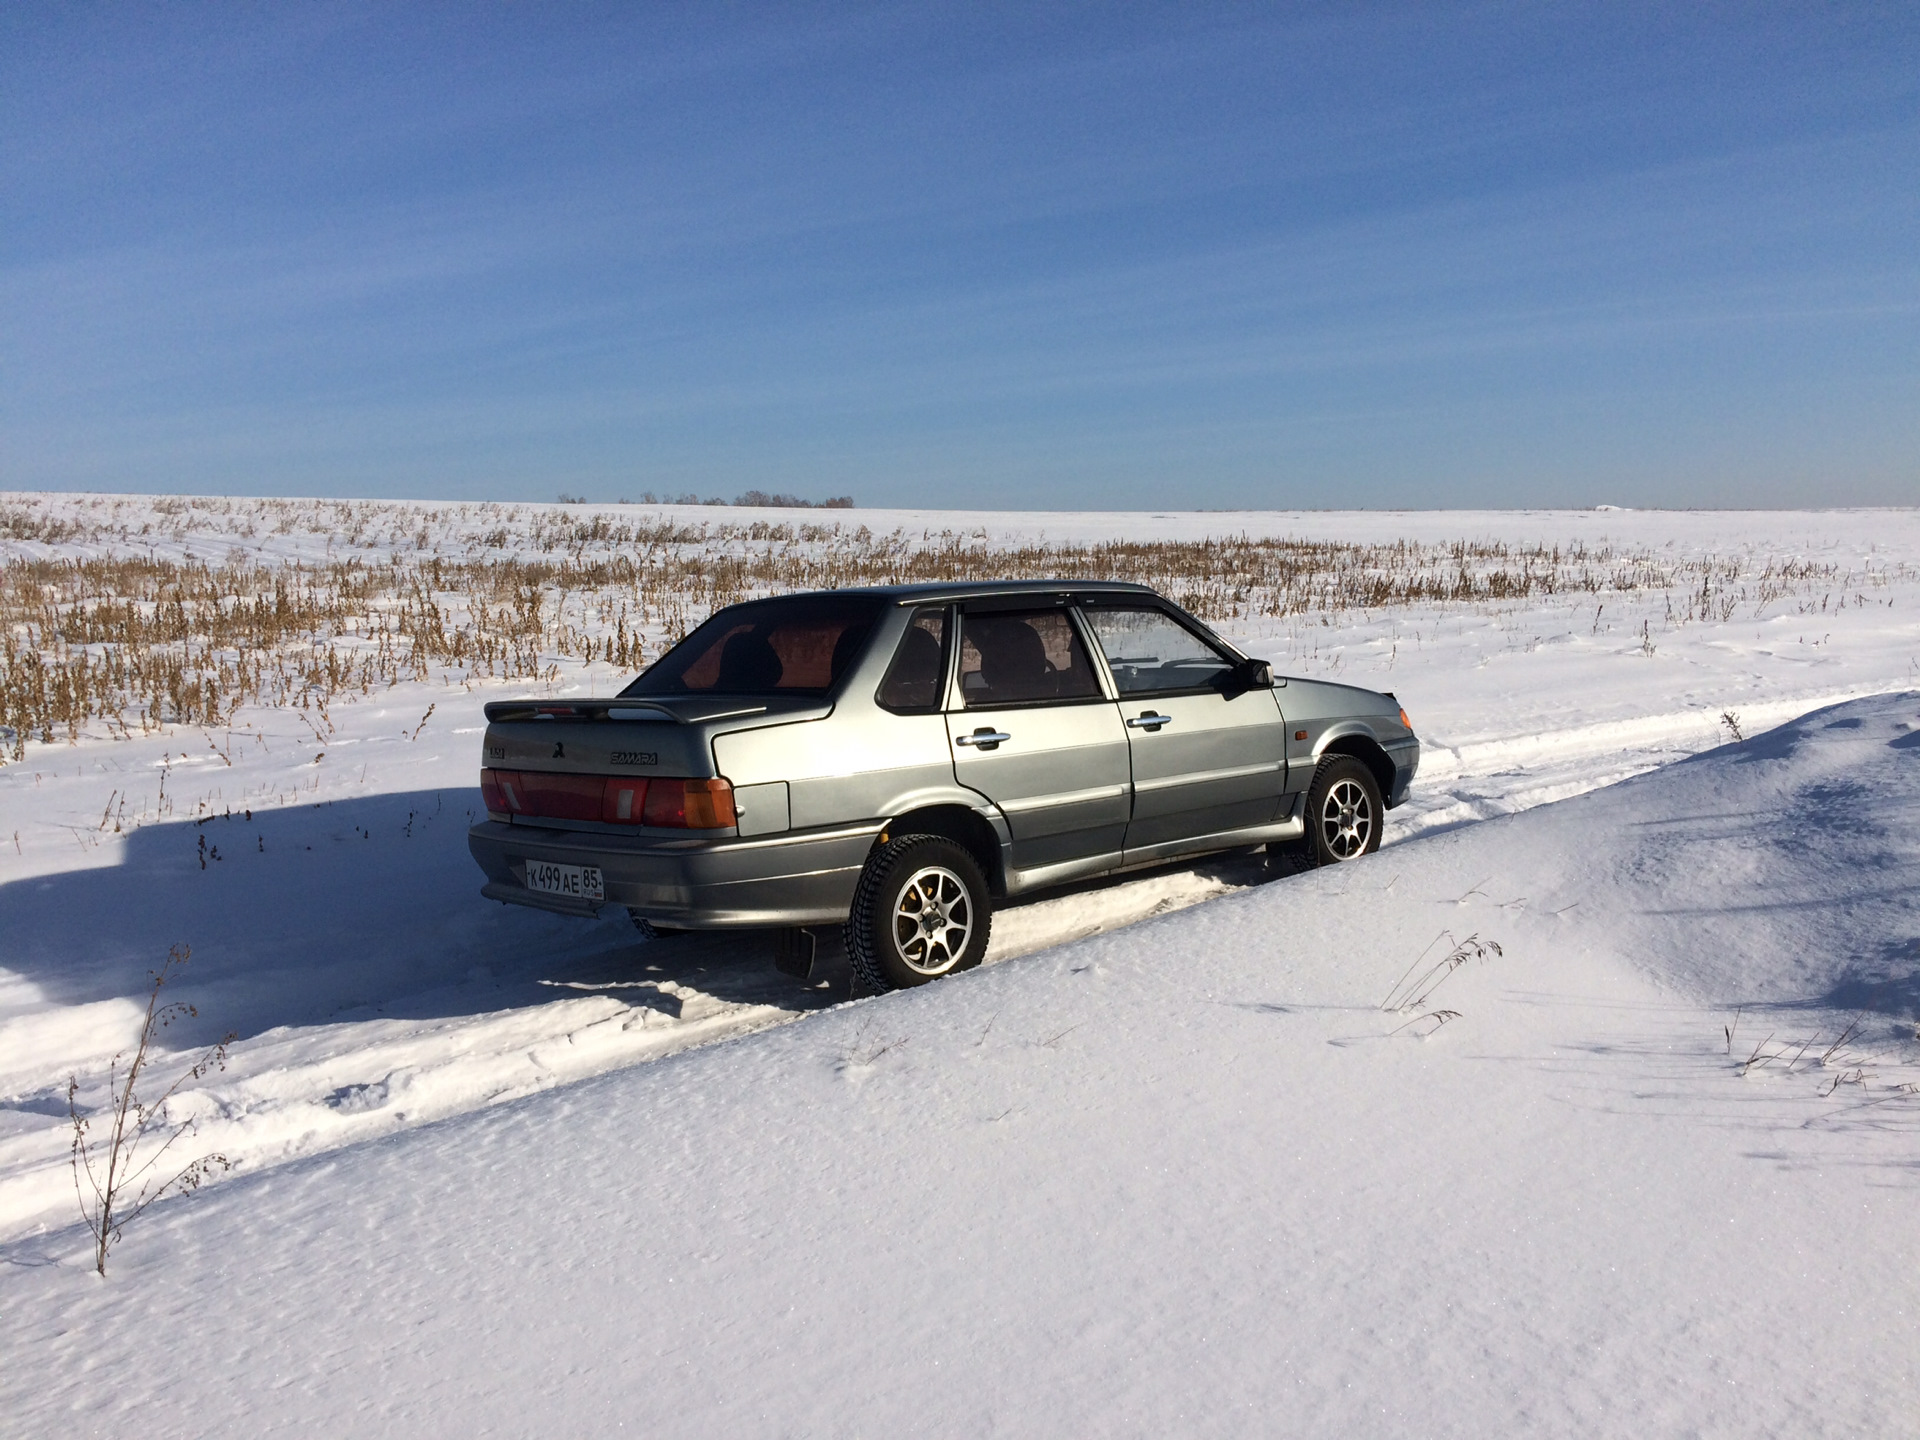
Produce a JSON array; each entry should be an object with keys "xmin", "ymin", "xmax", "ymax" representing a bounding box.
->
[{"xmin": 1399, "ymin": 708, "xmax": 1413, "ymax": 731}]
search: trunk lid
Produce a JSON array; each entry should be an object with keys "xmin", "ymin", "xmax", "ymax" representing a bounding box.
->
[{"xmin": 480, "ymin": 695, "xmax": 834, "ymax": 779}]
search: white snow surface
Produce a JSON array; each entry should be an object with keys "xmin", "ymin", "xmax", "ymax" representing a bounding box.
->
[
  {"xmin": 3, "ymin": 691, "xmax": 1917, "ymax": 1437},
  {"xmin": 3, "ymin": 499, "xmax": 1919, "ymax": 1434}
]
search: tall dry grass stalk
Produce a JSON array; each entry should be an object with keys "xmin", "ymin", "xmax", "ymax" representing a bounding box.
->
[{"xmin": 67, "ymin": 945, "xmax": 234, "ymax": 1277}]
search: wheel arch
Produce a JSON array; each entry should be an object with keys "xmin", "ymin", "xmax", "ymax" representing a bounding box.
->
[
  {"xmin": 1317, "ymin": 729, "xmax": 1395, "ymax": 802},
  {"xmin": 877, "ymin": 803, "xmax": 1007, "ymax": 897}
]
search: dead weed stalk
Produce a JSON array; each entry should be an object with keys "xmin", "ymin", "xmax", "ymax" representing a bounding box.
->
[
  {"xmin": 1382, "ymin": 931, "xmax": 1504, "ymax": 1013},
  {"xmin": 67, "ymin": 945, "xmax": 235, "ymax": 1277}
]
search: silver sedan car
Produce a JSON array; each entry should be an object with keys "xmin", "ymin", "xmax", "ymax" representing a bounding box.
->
[{"xmin": 469, "ymin": 581, "xmax": 1418, "ymax": 992}]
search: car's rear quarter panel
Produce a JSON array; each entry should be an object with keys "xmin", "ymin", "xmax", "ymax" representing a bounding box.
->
[{"xmin": 712, "ymin": 709, "xmax": 959, "ymax": 830}]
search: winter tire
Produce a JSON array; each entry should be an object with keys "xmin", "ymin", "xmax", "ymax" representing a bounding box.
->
[
  {"xmin": 845, "ymin": 835, "xmax": 992, "ymax": 994},
  {"xmin": 1294, "ymin": 755, "xmax": 1383, "ymax": 868}
]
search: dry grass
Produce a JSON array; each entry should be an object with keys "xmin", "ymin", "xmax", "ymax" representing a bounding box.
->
[{"xmin": 0, "ymin": 493, "xmax": 1904, "ymax": 760}]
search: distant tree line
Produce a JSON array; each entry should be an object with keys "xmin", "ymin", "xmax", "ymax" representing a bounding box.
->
[{"xmin": 558, "ymin": 491, "xmax": 854, "ymax": 509}]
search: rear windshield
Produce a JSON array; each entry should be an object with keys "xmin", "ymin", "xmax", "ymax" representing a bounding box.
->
[{"xmin": 621, "ymin": 595, "xmax": 883, "ymax": 697}]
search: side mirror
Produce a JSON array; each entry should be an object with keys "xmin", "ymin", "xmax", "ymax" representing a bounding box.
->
[{"xmin": 1218, "ymin": 657, "xmax": 1271, "ymax": 695}]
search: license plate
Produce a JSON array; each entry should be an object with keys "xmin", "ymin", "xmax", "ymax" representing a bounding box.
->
[{"xmin": 523, "ymin": 860, "xmax": 604, "ymax": 902}]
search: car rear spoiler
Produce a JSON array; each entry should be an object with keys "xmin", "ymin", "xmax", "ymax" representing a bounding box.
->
[{"xmin": 481, "ymin": 699, "xmax": 770, "ymax": 724}]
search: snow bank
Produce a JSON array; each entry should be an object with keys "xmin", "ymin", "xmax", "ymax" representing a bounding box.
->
[{"xmin": 4, "ymin": 695, "xmax": 1915, "ymax": 1437}]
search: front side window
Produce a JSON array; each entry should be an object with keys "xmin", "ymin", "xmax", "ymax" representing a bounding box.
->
[
  {"xmin": 622, "ymin": 595, "xmax": 881, "ymax": 697},
  {"xmin": 1081, "ymin": 605, "xmax": 1234, "ymax": 696},
  {"xmin": 958, "ymin": 609, "xmax": 1102, "ymax": 708},
  {"xmin": 876, "ymin": 606, "xmax": 948, "ymax": 713}
]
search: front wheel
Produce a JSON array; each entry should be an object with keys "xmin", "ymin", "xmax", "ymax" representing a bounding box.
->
[
  {"xmin": 1294, "ymin": 756, "xmax": 1384, "ymax": 868},
  {"xmin": 846, "ymin": 835, "xmax": 992, "ymax": 993}
]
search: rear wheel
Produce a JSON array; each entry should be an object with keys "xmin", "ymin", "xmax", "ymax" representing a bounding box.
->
[
  {"xmin": 846, "ymin": 835, "xmax": 992, "ymax": 993},
  {"xmin": 1292, "ymin": 756, "xmax": 1383, "ymax": 869}
]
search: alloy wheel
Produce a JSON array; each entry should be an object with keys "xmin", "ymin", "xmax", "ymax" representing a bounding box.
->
[
  {"xmin": 1319, "ymin": 777, "xmax": 1374, "ymax": 859},
  {"xmin": 891, "ymin": 865, "xmax": 974, "ymax": 974}
]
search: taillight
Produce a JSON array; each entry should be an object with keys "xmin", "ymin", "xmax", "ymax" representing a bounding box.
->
[
  {"xmin": 514, "ymin": 771, "xmax": 603, "ymax": 821},
  {"xmin": 602, "ymin": 777, "xmax": 648, "ymax": 824},
  {"xmin": 480, "ymin": 768, "xmax": 519, "ymax": 817},
  {"xmin": 483, "ymin": 769, "xmax": 734, "ymax": 829},
  {"xmin": 642, "ymin": 777, "xmax": 737, "ymax": 829}
]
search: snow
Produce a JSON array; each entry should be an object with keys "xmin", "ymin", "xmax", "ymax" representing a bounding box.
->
[{"xmin": 3, "ymin": 498, "xmax": 1919, "ymax": 1434}]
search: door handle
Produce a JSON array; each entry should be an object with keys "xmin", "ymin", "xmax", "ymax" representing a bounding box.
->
[
  {"xmin": 955, "ymin": 728, "xmax": 1012, "ymax": 751},
  {"xmin": 1127, "ymin": 712, "xmax": 1173, "ymax": 732}
]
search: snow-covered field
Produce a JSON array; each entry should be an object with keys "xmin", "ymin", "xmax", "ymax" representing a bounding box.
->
[{"xmin": 3, "ymin": 497, "xmax": 1918, "ymax": 1434}]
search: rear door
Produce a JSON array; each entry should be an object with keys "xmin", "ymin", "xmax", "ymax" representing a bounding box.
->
[
  {"xmin": 1079, "ymin": 601, "xmax": 1286, "ymax": 862},
  {"xmin": 946, "ymin": 604, "xmax": 1131, "ymax": 878}
]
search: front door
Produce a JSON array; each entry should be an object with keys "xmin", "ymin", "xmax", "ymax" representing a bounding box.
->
[
  {"xmin": 946, "ymin": 605, "xmax": 1131, "ymax": 881},
  {"xmin": 1079, "ymin": 601, "xmax": 1286, "ymax": 862}
]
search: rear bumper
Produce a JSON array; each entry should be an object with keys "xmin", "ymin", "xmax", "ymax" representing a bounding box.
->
[
  {"xmin": 467, "ymin": 819, "xmax": 878, "ymax": 928},
  {"xmin": 1384, "ymin": 737, "xmax": 1420, "ymax": 808}
]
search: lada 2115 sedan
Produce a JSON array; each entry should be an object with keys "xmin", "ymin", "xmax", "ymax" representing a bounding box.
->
[{"xmin": 469, "ymin": 581, "xmax": 1419, "ymax": 992}]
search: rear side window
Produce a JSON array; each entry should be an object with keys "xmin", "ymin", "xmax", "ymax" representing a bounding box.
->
[
  {"xmin": 959, "ymin": 609, "xmax": 1102, "ymax": 708},
  {"xmin": 623, "ymin": 595, "xmax": 881, "ymax": 696},
  {"xmin": 876, "ymin": 607, "xmax": 948, "ymax": 713}
]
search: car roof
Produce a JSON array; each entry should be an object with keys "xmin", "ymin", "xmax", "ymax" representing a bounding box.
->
[{"xmin": 730, "ymin": 580, "xmax": 1163, "ymax": 606}]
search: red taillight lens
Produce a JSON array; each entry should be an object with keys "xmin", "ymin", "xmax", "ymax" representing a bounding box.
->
[
  {"xmin": 512, "ymin": 771, "xmax": 604, "ymax": 821},
  {"xmin": 480, "ymin": 768, "xmax": 519, "ymax": 817},
  {"xmin": 601, "ymin": 777, "xmax": 649, "ymax": 824},
  {"xmin": 641, "ymin": 777, "xmax": 737, "ymax": 829}
]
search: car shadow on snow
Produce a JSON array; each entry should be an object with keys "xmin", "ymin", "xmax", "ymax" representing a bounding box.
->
[
  {"xmin": 0, "ymin": 788, "xmax": 1303, "ymax": 1056},
  {"xmin": 0, "ymin": 789, "xmax": 836, "ymax": 1054}
]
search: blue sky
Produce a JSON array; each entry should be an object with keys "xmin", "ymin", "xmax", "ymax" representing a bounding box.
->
[{"xmin": 3, "ymin": 3, "xmax": 1915, "ymax": 508}]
